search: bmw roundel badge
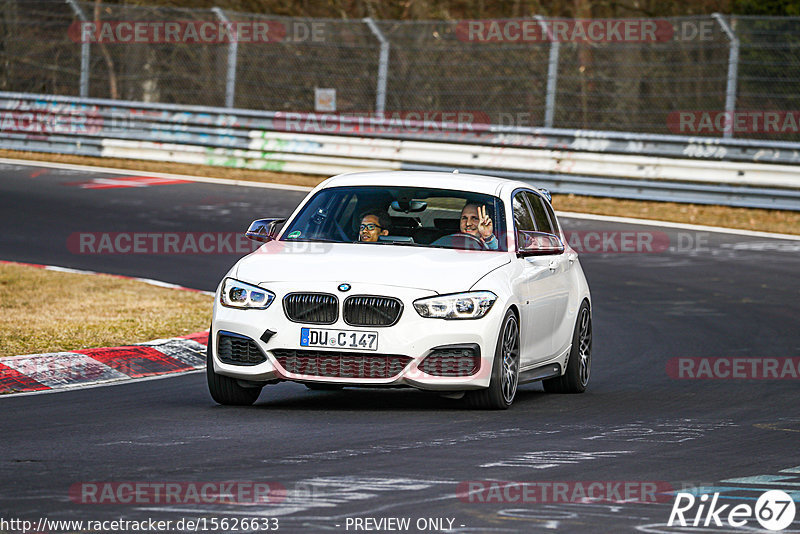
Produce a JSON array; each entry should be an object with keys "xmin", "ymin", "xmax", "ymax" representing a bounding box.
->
[{"xmin": 338, "ymin": 283, "xmax": 351, "ymax": 292}]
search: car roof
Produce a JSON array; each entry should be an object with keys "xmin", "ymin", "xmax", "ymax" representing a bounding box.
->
[{"xmin": 320, "ymin": 170, "xmax": 535, "ymax": 197}]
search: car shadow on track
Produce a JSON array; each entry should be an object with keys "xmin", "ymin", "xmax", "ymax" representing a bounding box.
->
[{"xmin": 228, "ymin": 383, "xmax": 551, "ymax": 411}]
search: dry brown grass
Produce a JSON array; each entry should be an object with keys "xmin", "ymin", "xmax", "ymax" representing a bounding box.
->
[
  {"xmin": 0, "ymin": 263, "xmax": 211, "ymax": 357},
  {"xmin": 1, "ymin": 149, "xmax": 798, "ymax": 235}
]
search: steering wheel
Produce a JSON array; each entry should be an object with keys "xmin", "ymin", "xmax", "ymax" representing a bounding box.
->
[{"xmin": 430, "ymin": 233, "xmax": 488, "ymax": 250}]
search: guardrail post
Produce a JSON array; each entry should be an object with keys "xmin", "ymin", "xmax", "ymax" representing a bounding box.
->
[
  {"xmin": 713, "ymin": 13, "xmax": 739, "ymax": 139},
  {"xmin": 535, "ymin": 15, "xmax": 560, "ymax": 129},
  {"xmin": 363, "ymin": 18, "xmax": 389, "ymax": 114},
  {"xmin": 212, "ymin": 7, "xmax": 238, "ymax": 108},
  {"xmin": 65, "ymin": 0, "xmax": 90, "ymax": 98}
]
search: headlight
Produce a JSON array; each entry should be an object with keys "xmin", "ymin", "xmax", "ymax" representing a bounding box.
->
[
  {"xmin": 219, "ymin": 278, "xmax": 275, "ymax": 309},
  {"xmin": 413, "ymin": 291, "xmax": 497, "ymax": 319}
]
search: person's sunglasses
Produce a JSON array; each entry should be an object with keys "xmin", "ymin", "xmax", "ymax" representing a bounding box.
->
[{"xmin": 359, "ymin": 223, "xmax": 382, "ymax": 231}]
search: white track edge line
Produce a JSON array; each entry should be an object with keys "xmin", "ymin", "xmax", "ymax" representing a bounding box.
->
[
  {"xmin": 34, "ymin": 264, "xmax": 215, "ymax": 296},
  {"xmin": 555, "ymin": 211, "xmax": 800, "ymax": 240}
]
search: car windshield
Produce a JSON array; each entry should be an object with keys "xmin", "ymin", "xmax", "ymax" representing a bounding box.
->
[{"xmin": 280, "ymin": 186, "xmax": 507, "ymax": 251}]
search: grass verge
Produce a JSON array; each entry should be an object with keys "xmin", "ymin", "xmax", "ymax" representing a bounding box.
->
[
  {"xmin": 0, "ymin": 263, "xmax": 211, "ymax": 357},
  {"xmin": 1, "ymin": 149, "xmax": 798, "ymax": 235}
]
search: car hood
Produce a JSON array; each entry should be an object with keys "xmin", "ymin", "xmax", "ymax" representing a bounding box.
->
[{"xmin": 234, "ymin": 241, "xmax": 510, "ymax": 293}]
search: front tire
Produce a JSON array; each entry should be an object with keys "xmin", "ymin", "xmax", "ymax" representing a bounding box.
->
[
  {"xmin": 466, "ymin": 310, "xmax": 520, "ymax": 409},
  {"xmin": 206, "ymin": 330, "xmax": 262, "ymax": 406},
  {"xmin": 543, "ymin": 301, "xmax": 591, "ymax": 393}
]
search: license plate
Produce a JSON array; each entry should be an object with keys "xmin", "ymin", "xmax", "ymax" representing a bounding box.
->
[{"xmin": 300, "ymin": 328, "xmax": 378, "ymax": 351}]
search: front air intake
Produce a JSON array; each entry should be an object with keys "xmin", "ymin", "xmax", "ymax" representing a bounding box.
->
[{"xmin": 273, "ymin": 349, "xmax": 411, "ymax": 379}]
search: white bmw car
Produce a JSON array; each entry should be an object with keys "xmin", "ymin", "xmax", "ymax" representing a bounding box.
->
[{"xmin": 208, "ymin": 171, "xmax": 592, "ymax": 409}]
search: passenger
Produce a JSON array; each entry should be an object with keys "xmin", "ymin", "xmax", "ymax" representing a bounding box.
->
[
  {"xmin": 358, "ymin": 210, "xmax": 391, "ymax": 242},
  {"xmin": 460, "ymin": 203, "xmax": 498, "ymax": 250}
]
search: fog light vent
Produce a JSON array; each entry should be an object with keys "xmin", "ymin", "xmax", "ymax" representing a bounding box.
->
[
  {"xmin": 217, "ymin": 332, "xmax": 266, "ymax": 366},
  {"xmin": 418, "ymin": 344, "xmax": 480, "ymax": 377}
]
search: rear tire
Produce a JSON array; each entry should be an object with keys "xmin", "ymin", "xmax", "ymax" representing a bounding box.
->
[
  {"xmin": 465, "ymin": 310, "xmax": 520, "ymax": 410},
  {"xmin": 206, "ymin": 329, "xmax": 262, "ymax": 406},
  {"xmin": 543, "ymin": 301, "xmax": 591, "ymax": 394}
]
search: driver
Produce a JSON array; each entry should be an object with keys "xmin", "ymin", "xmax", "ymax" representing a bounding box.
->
[
  {"xmin": 460, "ymin": 203, "xmax": 498, "ymax": 250},
  {"xmin": 358, "ymin": 210, "xmax": 391, "ymax": 242}
]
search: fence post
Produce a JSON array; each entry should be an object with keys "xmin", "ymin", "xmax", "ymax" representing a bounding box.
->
[
  {"xmin": 713, "ymin": 13, "xmax": 739, "ymax": 139},
  {"xmin": 65, "ymin": 0, "xmax": 89, "ymax": 98},
  {"xmin": 535, "ymin": 15, "xmax": 559, "ymax": 129},
  {"xmin": 363, "ymin": 18, "xmax": 389, "ymax": 114},
  {"xmin": 212, "ymin": 7, "xmax": 238, "ymax": 108}
]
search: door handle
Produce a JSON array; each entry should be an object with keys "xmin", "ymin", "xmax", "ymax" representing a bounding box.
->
[{"xmin": 548, "ymin": 259, "xmax": 557, "ymax": 271}]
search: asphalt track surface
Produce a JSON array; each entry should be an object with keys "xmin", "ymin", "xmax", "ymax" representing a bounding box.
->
[{"xmin": 1, "ymin": 161, "xmax": 798, "ymax": 533}]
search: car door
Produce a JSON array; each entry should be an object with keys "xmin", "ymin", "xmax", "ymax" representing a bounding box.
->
[
  {"xmin": 524, "ymin": 191, "xmax": 573, "ymax": 357},
  {"xmin": 513, "ymin": 190, "xmax": 563, "ymax": 366}
]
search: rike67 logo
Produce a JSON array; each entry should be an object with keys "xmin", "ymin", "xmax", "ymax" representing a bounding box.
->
[{"xmin": 668, "ymin": 490, "xmax": 796, "ymax": 531}]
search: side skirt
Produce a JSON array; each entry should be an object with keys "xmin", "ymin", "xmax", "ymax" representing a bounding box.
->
[{"xmin": 518, "ymin": 362, "xmax": 562, "ymax": 384}]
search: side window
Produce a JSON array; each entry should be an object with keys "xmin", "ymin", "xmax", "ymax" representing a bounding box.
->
[
  {"xmin": 542, "ymin": 197, "xmax": 560, "ymax": 235},
  {"xmin": 525, "ymin": 192, "xmax": 554, "ymax": 234},
  {"xmin": 512, "ymin": 192, "xmax": 535, "ymax": 232}
]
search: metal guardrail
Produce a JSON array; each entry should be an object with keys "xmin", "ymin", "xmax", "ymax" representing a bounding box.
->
[{"xmin": 1, "ymin": 92, "xmax": 800, "ymax": 210}]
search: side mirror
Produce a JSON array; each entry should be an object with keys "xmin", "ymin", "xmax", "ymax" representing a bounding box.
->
[
  {"xmin": 245, "ymin": 218, "xmax": 286, "ymax": 243},
  {"xmin": 517, "ymin": 230, "xmax": 565, "ymax": 256}
]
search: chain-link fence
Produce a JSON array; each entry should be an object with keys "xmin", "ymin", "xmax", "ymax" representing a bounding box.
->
[{"xmin": 1, "ymin": 0, "xmax": 799, "ymax": 140}]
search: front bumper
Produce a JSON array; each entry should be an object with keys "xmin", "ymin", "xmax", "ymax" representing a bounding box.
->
[{"xmin": 211, "ymin": 282, "xmax": 503, "ymax": 391}]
